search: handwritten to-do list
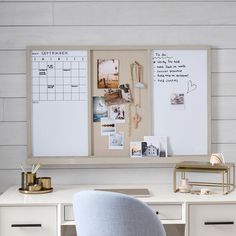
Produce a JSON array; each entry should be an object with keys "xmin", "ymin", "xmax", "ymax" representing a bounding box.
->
[
  {"xmin": 152, "ymin": 51, "xmax": 189, "ymax": 84},
  {"xmin": 31, "ymin": 50, "xmax": 88, "ymax": 102}
]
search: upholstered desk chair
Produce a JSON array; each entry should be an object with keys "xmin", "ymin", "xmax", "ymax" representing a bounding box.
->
[{"xmin": 73, "ymin": 191, "xmax": 166, "ymax": 236}]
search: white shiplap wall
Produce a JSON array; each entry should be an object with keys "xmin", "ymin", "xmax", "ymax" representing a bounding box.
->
[{"xmin": 0, "ymin": 1, "xmax": 236, "ymax": 193}]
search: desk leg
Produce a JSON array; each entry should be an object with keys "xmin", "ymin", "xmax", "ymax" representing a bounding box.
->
[
  {"xmin": 234, "ymin": 165, "xmax": 235, "ymax": 190},
  {"xmin": 173, "ymin": 169, "xmax": 176, "ymax": 192},
  {"xmin": 222, "ymin": 171, "xmax": 225, "ymax": 195},
  {"xmin": 228, "ymin": 169, "xmax": 230, "ymax": 193}
]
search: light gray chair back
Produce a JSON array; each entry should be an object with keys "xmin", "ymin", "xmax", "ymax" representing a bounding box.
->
[{"xmin": 73, "ymin": 190, "xmax": 166, "ymax": 236}]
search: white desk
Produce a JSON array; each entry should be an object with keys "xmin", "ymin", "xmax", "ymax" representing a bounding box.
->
[{"xmin": 0, "ymin": 184, "xmax": 236, "ymax": 236}]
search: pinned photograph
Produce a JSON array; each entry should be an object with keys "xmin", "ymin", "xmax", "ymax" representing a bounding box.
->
[
  {"xmin": 101, "ymin": 118, "xmax": 116, "ymax": 136},
  {"xmin": 142, "ymin": 136, "xmax": 167, "ymax": 157},
  {"xmin": 93, "ymin": 96, "xmax": 108, "ymax": 122},
  {"xmin": 170, "ymin": 93, "xmax": 185, "ymax": 110},
  {"xmin": 104, "ymin": 89, "xmax": 123, "ymax": 106},
  {"xmin": 97, "ymin": 59, "xmax": 119, "ymax": 89},
  {"xmin": 130, "ymin": 142, "xmax": 142, "ymax": 158},
  {"xmin": 109, "ymin": 105, "xmax": 125, "ymax": 123},
  {"xmin": 119, "ymin": 84, "xmax": 132, "ymax": 103},
  {"xmin": 109, "ymin": 132, "xmax": 124, "ymax": 150}
]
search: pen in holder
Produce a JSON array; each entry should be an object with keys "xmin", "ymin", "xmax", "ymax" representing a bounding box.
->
[{"xmin": 21, "ymin": 172, "xmax": 36, "ymax": 190}]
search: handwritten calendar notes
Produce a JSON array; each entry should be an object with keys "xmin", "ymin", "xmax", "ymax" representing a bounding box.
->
[
  {"xmin": 152, "ymin": 50, "xmax": 197, "ymax": 94},
  {"xmin": 31, "ymin": 50, "xmax": 88, "ymax": 102}
]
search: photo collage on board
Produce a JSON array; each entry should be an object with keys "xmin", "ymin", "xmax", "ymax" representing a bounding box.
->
[{"xmin": 94, "ymin": 58, "xmax": 129, "ymax": 150}]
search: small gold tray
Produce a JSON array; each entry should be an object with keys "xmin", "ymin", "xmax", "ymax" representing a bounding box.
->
[{"xmin": 19, "ymin": 188, "xmax": 53, "ymax": 194}]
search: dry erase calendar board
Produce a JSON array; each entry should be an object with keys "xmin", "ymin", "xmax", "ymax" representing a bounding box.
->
[
  {"xmin": 27, "ymin": 46, "xmax": 210, "ymax": 166},
  {"xmin": 29, "ymin": 50, "xmax": 89, "ymax": 157},
  {"xmin": 152, "ymin": 49, "xmax": 210, "ymax": 156}
]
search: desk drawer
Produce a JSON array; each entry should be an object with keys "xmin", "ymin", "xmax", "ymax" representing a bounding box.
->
[
  {"xmin": 0, "ymin": 206, "xmax": 57, "ymax": 236},
  {"xmin": 64, "ymin": 203, "xmax": 182, "ymax": 221},
  {"xmin": 189, "ymin": 204, "xmax": 236, "ymax": 236},
  {"xmin": 149, "ymin": 204, "xmax": 182, "ymax": 220}
]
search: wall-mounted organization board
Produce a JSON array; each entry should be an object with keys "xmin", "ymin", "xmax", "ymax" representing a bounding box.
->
[{"xmin": 27, "ymin": 46, "xmax": 211, "ymax": 166}]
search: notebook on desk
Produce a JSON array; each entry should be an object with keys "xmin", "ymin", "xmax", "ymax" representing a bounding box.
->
[{"xmin": 94, "ymin": 188, "xmax": 151, "ymax": 197}]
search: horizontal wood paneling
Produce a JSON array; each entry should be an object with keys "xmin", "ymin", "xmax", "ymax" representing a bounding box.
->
[
  {"xmin": 0, "ymin": 146, "xmax": 27, "ymax": 169},
  {"xmin": 0, "ymin": 122, "xmax": 26, "ymax": 145},
  {"xmin": 212, "ymin": 143, "xmax": 236, "ymax": 163},
  {"xmin": 212, "ymin": 97, "xmax": 236, "ymax": 120},
  {"xmin": 0, "ymin": 3, "xmax": 53, "ymax": 25},
  {"xmin": 54, "ymin": 2, "xmax": 236, "ymax": 26},
  {"xmin": 0, "ymin": 170, "xmax": 19, "ymax": 193},
  {"xmin": 0, "ymin": 167, "xmax": 173, "ymax": 192},
  {"xmin": 0, "ymin": 26, "xmax": 236, "ymax": 49},
  {"xmin": 212, "ymin": 49, "xmax": 236, "ymax": 73},
  {"xmin": 0, "ymin": 75, "xmax": 26, "ymax": 97},
  {"xmin": 0, "ymin": 51, "xmax": 25, "ymax": 74},
  {"xmin": 212, "ymin": 73, "xmax": 236, "ymax": 96},
  {"xmin": 39, "ymin": 167, "xmax": 172, "ymax": 185},
  {"xmin": 212, "ymin": 120, "xmax": 236, "ymax": 143},
  {"xmin": 3, "ymin": 98, "xmax": 26, "ymax": 121},
  {"xmin": 0, "ymin": 99, "xmax": 3, "ymax": 121}
]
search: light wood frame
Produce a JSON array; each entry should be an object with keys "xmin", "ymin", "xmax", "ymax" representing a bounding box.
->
[{"xmin": 26, "ymin": 46, "xmax": 211, "ymax": 167}]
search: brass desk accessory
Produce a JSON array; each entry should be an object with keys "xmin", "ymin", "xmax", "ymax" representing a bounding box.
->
[
  {"xmin": 174, "ymin": 161, "xmax": 235, "ymax": 195},
  {"xmin": 19, "ymin": 164, "xmax": 53, "ymax": 194}
]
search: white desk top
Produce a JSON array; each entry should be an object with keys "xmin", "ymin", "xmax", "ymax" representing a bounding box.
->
[{"xmin": 1, "ymin": 184, "xmax": 236, "ymax": 205}]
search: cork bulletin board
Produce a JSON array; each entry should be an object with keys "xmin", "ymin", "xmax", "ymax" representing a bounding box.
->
[{"xmin": 27, "ymin": 46, "xmax": 211, "ymax": 166}]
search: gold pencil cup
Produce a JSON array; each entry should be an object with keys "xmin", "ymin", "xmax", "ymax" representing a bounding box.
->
[
  {"xmin": 21, "ymin": 172, "xmax": 36, "ymax": 190},
  {"xmin": 37, "ymin": 177, "xmax": 51, "ymax": 190}
]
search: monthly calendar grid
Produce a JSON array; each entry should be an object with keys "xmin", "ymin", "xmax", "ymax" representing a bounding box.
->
[{"xmin": 31, "ymin": 51, "xmax": 88, "ymax": 102}]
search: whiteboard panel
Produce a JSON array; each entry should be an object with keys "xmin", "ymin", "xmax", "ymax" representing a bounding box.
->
[
  {"xmin": 152, "ymin": 49, "xmax": 208, "ymax": 155},
  {"xmin": 30, "ymin": 50, "xmax": 89, "ymax": 157}
]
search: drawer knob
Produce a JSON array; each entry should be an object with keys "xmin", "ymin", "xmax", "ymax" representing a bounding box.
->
[
  {"xmin": 11, "ymin": 224, "xmax": 42, "ymax": 227},
  {"xmin": 204, "ymin": 221, "xmax": 234, "ymax": 225}
]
